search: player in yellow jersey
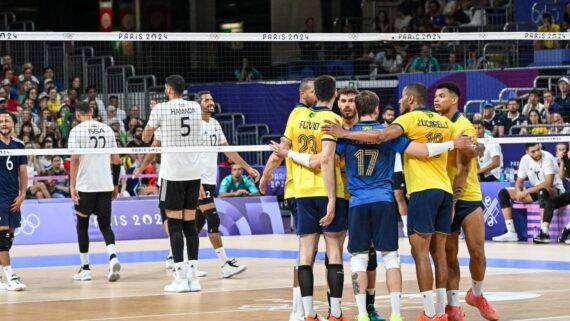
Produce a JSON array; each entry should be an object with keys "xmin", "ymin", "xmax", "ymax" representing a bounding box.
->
[
  {"xmin": 260, "ymin": 78, "xmax": 316, "ymax": 321},
  {"xmin": 433, "ymin": 83, "xmax": 499, "ymax": 321},
  {"xmin": 322, "ymin": 83, "xmax": 458, "ymax": 321},
  {"xmin": 282, "ymin": 75, "xmax": 348, "ymax": 321}
]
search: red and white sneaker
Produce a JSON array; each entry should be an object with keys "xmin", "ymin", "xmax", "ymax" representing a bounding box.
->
[
  {"xmin": 465, "ymin": 289, "xmax": 500, "ymax": 321},
  {"xmin": 445, "ymin": 305, "xmax": 465, "ymax": 321}
]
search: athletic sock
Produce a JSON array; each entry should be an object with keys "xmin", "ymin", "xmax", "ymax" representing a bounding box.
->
[
  {"xmin": 216, "ymin": 247, "xmax": 229, "ymax": 265},
  {"xmin": 421, "ymin": 290, "xmax": 436, "ymax": 318},
  {"xmin": 168, "ymin": 249, "xmax": 173, "ymax": 259},
  {"xmin": 435, "ymin": 288, "xmax": 446, "ymax": 314},
  {"xmin": 355, "ymin": 293, "xmax": 367, "ymax": 317},
  {"xmin": 107, "ymin": 244, "xmax": 117, "ymax": 260},
  {"xmin": 390, "ymin": 292, "xmax": 401, "ymax": 316},
  {"xmin": 472, "ymin": 279, "xmax": 484, "ymax": 297},
  {"xmin": 566, "ymin": 221, "xmax": 570, "ymax": 230},
  {"xmin": 447, "ymin": 290, "xmax": 460, "ymax": 307},
  {"xmin": 298, "ymin": 265, "xmax": 316, "ymax": 317},
  {"xmin": 541, "ymin": 222, "xmax": 549, "ymax": 234},
  {"xmin": 327, "ymin": 264, "xmax": 344, "ymax": 318},
  {"xmin": 366, "ymin": 288, "xmax": 375, "ymax": 307},
  {"xmin": 401, "ymin": 215, "xmax": 408, "ymax": 230},
  {"xmin": 3, "ymin": 266, "xmax": 13, "ymax": 279},
  {"xmin": 79, "ymin": 252, "xmax": 89, "ymax": 269},
  {"xmin": 505, "ymin": 219, "xmax": 515, "ymax": 233}
]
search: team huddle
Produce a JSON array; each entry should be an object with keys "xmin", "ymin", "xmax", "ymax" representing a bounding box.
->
[{"xmin": 261, "ymin": 76, "xmax": 501, "ymax": 321}]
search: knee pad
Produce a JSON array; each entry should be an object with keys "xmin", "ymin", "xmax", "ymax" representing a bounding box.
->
[
  {"xmin": 367, "ymin": 247, "xmax": 378, "ymax": 271},
  {"xmin": 0, "ymin": 231, "xmax": 10, "ymax": 251},
  {"xmin": 195, "ymin": 209, "xmax": 206, "ymax": 232},
  {"xmin": 538, "ymin": 188, "xmax": 550, "ymax": 208},
  {"xmin": 350, "ymin": 253, "xmax": 369, "ymax": 273},
  {"xmin": 498, "ymin": 188, "xmax": 512, "ymax": 208},
  {"xmin": 203, "ymin": 208, "xmax": 220, "ymax": 233},
  {"xmin": 168, "ymin": 218, "xmax": 184, "ymax": 235},
  {"xmin": 381, "ymin": 251, "xmax": 400, "ymax": 270}
]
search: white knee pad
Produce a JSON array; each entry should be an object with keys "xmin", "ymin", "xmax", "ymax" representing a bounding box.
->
[
  {"xmin": 350, "ymin": 253, "xmax": 369, "ymax": 273},
  {"xmin": 381, "ymin": 251, "xmax": 400, "ymax": 270}
]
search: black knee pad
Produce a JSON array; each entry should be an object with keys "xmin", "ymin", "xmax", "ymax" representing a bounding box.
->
[
  {"xmin": 195, "ymin": 209, "xmax": 206, "ymax": 232},
  {"xmin": 168, "ymin": 218, "xmax": 184, "ymax": 235},
  {"xmin": 538, "ymin": 188, "xmax": 550, "ymax": 208},
  {"xmin": 367, "ymin": 246, "xmax": 377, "ymax": 271},
  {"xmin": 498, "ymin": 188, "xmax": 512, "ymax": 208},
  {"xmin": 203, "ymin": 208, "xmax": 220, "ymax": 233},
  {"xmin": 0, "ymin": 231, "xmax": 10, "ymax": 251}
]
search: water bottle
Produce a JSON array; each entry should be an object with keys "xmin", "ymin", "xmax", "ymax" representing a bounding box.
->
[{"xmin": 499, "ymin": 171, "xmax": 505, "ymax": 182}]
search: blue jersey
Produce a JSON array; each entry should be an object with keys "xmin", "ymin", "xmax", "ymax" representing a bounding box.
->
[
  {"xmin": 336, "ymin": 121, "xmax": 411, "ymax": 207},
  {"xmin": 0, "ymin": 138, "xmax": 26, "ymax": 201}
]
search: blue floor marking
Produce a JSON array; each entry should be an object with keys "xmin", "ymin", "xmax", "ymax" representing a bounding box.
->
[{"xmin": 11, "ymin": 248, "xmax": 570, "ymax": 271}]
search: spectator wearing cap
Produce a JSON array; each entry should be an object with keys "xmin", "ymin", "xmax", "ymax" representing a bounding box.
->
[
  {"xmin": 534, "ymin": 12, "xmax": 560, "ymax": 49},
  {"xmin": 39, "ymin": 67, "xmax": 62, "ymax": 93},
  {"xmin": 498, "ymin": 99, "xmax": 527, "ymax": 136},
  {"xmin": 522, "ymin": 90, "xmax": 545, "ymax": 119},
  {"xmin": 555, "ymin": 77, "xmax": 570, "ymax": 122},
  {"xmin": 482, "ymin": 101, "xmax": 501, "ymax": 137}
]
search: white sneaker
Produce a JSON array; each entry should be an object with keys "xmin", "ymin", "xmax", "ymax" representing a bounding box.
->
[
  {"xmin": 6, "ymin": 275, "xmax": 26, "ymax": 291},
  {"xmin": 492, "ymin": 231, "xmax": 518, "ymax": 242},
  {"xmin": 165, "ymin": 257, "xmax": 174, "ymax": 270},
  {"xmin": 195, "ymin": 269, "xmax": 208, "ymax": 277},
  {"xmin": 73, "ymin": 268, "xmax": 92, "ymax": 281},
  {"xmin": 108, "ymin": 257, "xmax": 121, "ymax": 282},
  {"xmin": 221, "ymin": 259, "xmax": 247, "ymax": 278},
  {"xmin": 186, "ymin": 264, "xmax": 202, "ymax": 292},
  {"xmin": 164, "ymin": 265, "xmax": 190, "ymax": 293},
  {"xmin": 0, "ymin": 277, "xmax": 6, "ymax": 290},
  {"xmin": 289, "ymin": 312, "xmax": 304, "ymax": 321}
]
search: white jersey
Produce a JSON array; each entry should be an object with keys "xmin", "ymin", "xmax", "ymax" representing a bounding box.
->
[
  {"xmin": 199, "ymin": 118, "xmax": 228, "ymax": 185},
  {"xmin": 68, "ymin": 120, "xmax": 117, "ymax": 192},
  {"xmin": 394, "ymin": 152, "xmax": 403, "ymax": 173},
  {"xmin": 518, "ymin": 151, "xmax": 565, "ymax": 192},
  {"xmin": 478, "ymin": 135, "xmax": 503, "ymax": 180},
  {"xmin": 147, "ymin": 98, "xmax": 202, "ymax": 181},
  {"xmin": 155, "ymin": 128, "xmax": 162, "ymax": 186}
]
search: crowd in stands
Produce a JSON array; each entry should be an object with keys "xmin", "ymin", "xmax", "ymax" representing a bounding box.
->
[{"xmin": 0, "ymin": 55, "xmax": 159, "ymax": 200}]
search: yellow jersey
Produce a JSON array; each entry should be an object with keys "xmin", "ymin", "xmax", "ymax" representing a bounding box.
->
[
  {"xmin": 446, "ymin": 113, "xmax": 482, "ymax": 202},
  {"xmin": 283, "ymin": 103, "xmax": 310, "ymax": 199},
  {"xmin": 284, "ymin": 106, "xmax": 345, "ymax": 199},
  {"xmin": 393, "ymin": 108, "xmax": 453, "ymax": 195}
]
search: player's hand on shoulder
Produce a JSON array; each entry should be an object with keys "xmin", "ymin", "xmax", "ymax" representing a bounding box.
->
[
  {"xmin": 321, "ymin": 119, "xmax": 344, "ymax": 138},
  {"xmin": 452, "ymin": 130, "xmax": 474, "ymax": 149}
]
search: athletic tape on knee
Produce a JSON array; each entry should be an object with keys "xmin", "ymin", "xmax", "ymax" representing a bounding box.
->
[
  {"xmin": 367, "ymin": 247, "xmax": 378, "ymax": 271},
  {"xmin": 203, "ymin": 208, "xmax": 220, "ymax": 233},
  {"xmin": 498, "ymin": 188, "xmax": 512, "ymax": 209},
  {"xmin": 350, "ymin": 253, "xmax": 369, "ymax": 273},
  {"xmin": 538, "ymin": 188, "xmax": 550, "ymax": 208},
  {"xmin": 381, "ymin": 251, "xmax": 400, "ymax": 270},
  {"xmin": 0, "ymin": 231, "xmax": 10, "ymax": 251}
]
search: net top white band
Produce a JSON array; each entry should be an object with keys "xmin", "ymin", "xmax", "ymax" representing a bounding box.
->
[
  {"xmin": 0, "ymin": 31, "xmax": 564, "ymax": 42},
  {"xmin": 2, "ymin": 136, "xmax": 569, "ymax": 156}
]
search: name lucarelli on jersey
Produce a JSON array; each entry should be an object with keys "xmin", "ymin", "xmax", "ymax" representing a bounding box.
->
[
  {"xmin": 298, "ymin": 121, "xmax": 320, "ymax": 130},
  {"xmin": 416, "ymin": 119, "xmax": 449, "ymax": 129}
]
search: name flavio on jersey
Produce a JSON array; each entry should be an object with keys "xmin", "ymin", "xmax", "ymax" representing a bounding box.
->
[
  {"xmin": 298, "ymin": 121, "xmax": 320, "ymax": 130},
  {"xmin": 416, "ymin": 119, "xmax": 449, "ymax": 129}
]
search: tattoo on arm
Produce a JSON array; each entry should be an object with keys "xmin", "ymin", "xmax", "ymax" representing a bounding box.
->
[{"xmin": 351, "ymin": 272, "xmax": 360, "ymax": 295}]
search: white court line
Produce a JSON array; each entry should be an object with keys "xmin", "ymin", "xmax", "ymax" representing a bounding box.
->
[
  {"xmin": 68, "ymin": 309, "xmax": 244, "ymax": 321},
  {"xmin": 511, "ymin": 316, "xmax": 570, "ymax": 321}
]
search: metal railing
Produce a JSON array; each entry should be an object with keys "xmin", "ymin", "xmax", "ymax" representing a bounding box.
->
[
  {"xmin": 236, "ymin": 124, "xmax": 271, "ymax": 164},
  {"xmin": 85, "ymin": 56, "xmax": 115, "ymax": 102},
  {"xmin": 125, "ymin": 75, "xmax": 157, "ymax": 120},
  {"xmin": 533, "ymin": 75, "xmax": 563, "ymax": 94},
  {"xmin": 0, "ymin": 12, "xmax": 16, "ymax": 31},
  {"xmin": 106, "ymin": 65, "xmax": 135, "ymax": 111},
  {"xmin": 498, "ymin": 87, "xmax": 547, "ymax": 101},
  {"xmin": 9, "ymin": 20, "xmax": 34, "ymax": 31},
  {"xmin": 67, "ymin": 46, "xmax": 95, "ymax": 93},
  {"xmin": 483, "ymin": 43, "xmax": 517, "ymax": 68},
  {"xmin": 509, "ymin": 123, "xmax": 570, "ymax": 135},
  {"xmin": 464, "ymin": 99, "xmax": 501, "ymax": 115},
  {"xmin": 214, "ymin": 113, "xmax": 246, "ymax": 145}
]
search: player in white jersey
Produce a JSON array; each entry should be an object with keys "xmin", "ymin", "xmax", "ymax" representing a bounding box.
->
[
  {"xmin": 195, "ymin": 91, "xmax": 259, "ymax": 278},
  {"xmin": 69, "ymin": 101, "xmax": 122, "ymax": 282},
  {"xmin": 142, "ymin": 75, "xmax": 203, "ymax": 292}
]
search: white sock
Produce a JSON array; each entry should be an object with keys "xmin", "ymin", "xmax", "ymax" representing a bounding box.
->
[
  {"xmin": 566, "ymin": 221, "xmax": 570, "ymax": 230},
  {"xmin": 216, "ymin": 247, "xmax": 229, "ymax": 265},
  {"xmin": 421, "ymin": 290, "xmax": 436, "ymax": 318},
  {"xmin": 505, "ymin": 219, "xmax": 516, "ymax": 233},
  {"xmin": 402, "ymin": 215, "xmax": 408, "ymax": 229},
  {"xmin": 3, "ymin": 266, "xmax": 13, "ymax": 279},
  {"xmin": 390, "ymin": 292, "xmax": 401, "ymax": 316},
  {"xmin": 472, "ymin": 279, "xmax": 484, "ymax": 296},
  {"xmin": 355, "ymin": 293, "xmax": 367, "ymax": 317},
  {"xmin": 293, "ymin": 287, "xmax": 304, "ymax": 315},
  {"xmin": 435, "ymin": 288, "xmax": 446, "ymax": 314},
  {"xmin": 301, "ymin": 296, "xmax": 316, "ymax": 318},
  {"xmin": 107, "ymin": 244, "xmax": 117, "ymax": 256},
  {"xmin": 330, "ymin": 297, "xmax": 342, "ymax": 318},
  {"xmin": 80, "ymin": 252, "xmax": 89, "ymax": 267},
  {"xmin": 447, "ymin": 290, "xmax": 460, "ymax": 307},
  {"xmin": 541, "ymin": 222, "xmax": 549, "ymax": 234},
  {"xmin": 168, "ymin": 249, "xmax": 173, "ymax": 259}
]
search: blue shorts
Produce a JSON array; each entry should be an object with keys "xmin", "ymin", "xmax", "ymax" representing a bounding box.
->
[
  {"xmin": 348, "ymin": 201, "xmax": 398, "ymax": 253},
  {"xmin": 0, "ymin": 202, "xmax": 21, "ymax": 228},
  {"xmin": 286, "ymin": 198, "xmax": 298, "ymax": 231},
  {"xmin": 408, "ymin": 189, "xmax": 452, "ymax": 235},
  {"xmin": 451, "ymin": 200, "xmax": 483, "ymax": 232},
  {"xmin": 296, "ymin": 197, "xmax": 348, "ymax": 235}
]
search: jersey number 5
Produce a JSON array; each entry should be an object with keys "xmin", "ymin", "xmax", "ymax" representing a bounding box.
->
[
  {"xmin": 298, "ymin": 134, "xmax": 317, "ymax": 154},
  {"xmin": 354, "ymin": 149, "xmax": 379, "ymax": 176},
  {"xmin": 181, "ymin": 117, "xmax": 191, "ymax": 137}
]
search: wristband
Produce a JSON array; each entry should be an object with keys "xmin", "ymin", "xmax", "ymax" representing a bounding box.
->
[
  {"xmin": 112, "ymin": 164, "xmax": 121, "ymax": 186},
  {"xmin": 426, "ymin": 141, "xmax": 455, "ymax": 157},
  {"xmin": 287, "ymin": 150, "xmax": 311, "ymax": 167}
]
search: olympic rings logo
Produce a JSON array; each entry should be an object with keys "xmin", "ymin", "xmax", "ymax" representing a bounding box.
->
[{"xmin": 15, "ymin": 213, "xmax": 40, "ymax": 236}]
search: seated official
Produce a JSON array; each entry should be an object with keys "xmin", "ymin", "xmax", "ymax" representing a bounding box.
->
[{"xmin": 219, "ymin": 164, "xmax": 260, "ymax": 197}]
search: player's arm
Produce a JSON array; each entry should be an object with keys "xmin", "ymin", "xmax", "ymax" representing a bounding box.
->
[
  {"xmin": 221, "ymin": 142, "xmax": 260, "ymax": 182},
  {"xmin": 269, "ymin": 140, "xmax": 321, "ymax": 169},
  {"xmin": 320, "ymin": 140, "xmax": 336, "ymax": 226},
  {"xmin": 260, "ymin": 153, "xmax": 283, "ymax": 195},
  {"xmin": 402, "ymin": 131, "xmax": 473, "ymax": 157},
  {"xmin": 525, "ymin": 174, "xmax": 555, "ymax": 195},
  {"xmin": 11, "ymin": 163, "xmax": 27, "ymax": 212},
  {"xmin": 478, "ymin": 155, "xmax": 500, "ymax": 175},
  {"xmin": 322, "ymin": 120, "xmax": 403, "ymax": 143},
  {"xmin": 70, "ymin": 154, "xmax": 80, "ymax": 205},
  {"xmin": 134, "ymin": 139, "xmax": 160, "ymax": 177},
  {"xmin": 451, "ymin": 148, "xmax": 473, "ymax": 205},
  {"xmin": 142, "ymin": 124, "xmax": 156, "ymax": 144}
]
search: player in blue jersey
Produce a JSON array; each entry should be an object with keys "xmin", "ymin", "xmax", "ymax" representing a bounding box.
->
[{"xmin": 0, "ymin": 111, "xmax": 28, "ymax": 291}]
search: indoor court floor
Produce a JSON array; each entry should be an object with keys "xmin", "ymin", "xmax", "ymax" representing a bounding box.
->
[{"xmin": 3, "ymin": 234, "xmax": 570, "ymax": 321}]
